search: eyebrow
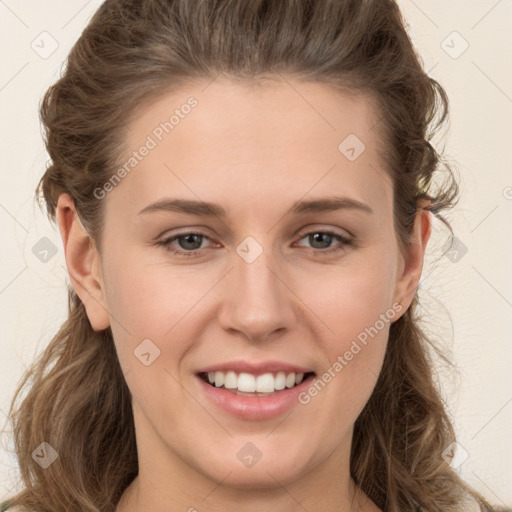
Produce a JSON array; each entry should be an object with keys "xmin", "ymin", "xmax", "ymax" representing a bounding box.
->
[{"xmin": 137, "ymin": 195, "xmax": 374, "ymax": 217}]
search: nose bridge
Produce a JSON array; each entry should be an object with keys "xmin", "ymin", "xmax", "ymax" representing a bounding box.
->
[{"xmin": 219, "ymin": 236, "xmax": 294, "ymax": 341}]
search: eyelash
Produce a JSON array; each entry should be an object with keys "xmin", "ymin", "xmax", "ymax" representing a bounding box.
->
[{"xmin": 156, "ymin": 229, "xmax": 353, "ymax": 257}]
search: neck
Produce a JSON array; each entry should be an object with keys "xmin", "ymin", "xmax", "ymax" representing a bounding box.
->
[{"xmin": 116, "ymin": 472, "xmax": 380, "ymax": 512}]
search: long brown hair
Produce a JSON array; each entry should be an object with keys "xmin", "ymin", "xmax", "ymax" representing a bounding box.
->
[{"xmin": 2, "ymin": 0, "xmax": 497, "ymax": 510}]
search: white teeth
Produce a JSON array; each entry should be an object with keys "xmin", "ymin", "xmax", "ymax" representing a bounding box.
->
[
  {"xmin": 203, "ymin": 370, "xmax": 308, "ymax": 393},
  {"xmin": 274, "ymin": 371, "xmax": 286, "ymax": 390},
  {"xmin": 214, "ymin": 371, "xmax": 224, "ymax": 388},
  {"xmin": 224, "ymin": 370, "xmax": 238, "ymax": 389},
  {"xmin": 285, "ymin": 373, "xmax": 296, "ymax": 389},
  {"xmin": 237, "ymin": 373, "xmax": 256, "ymax": 392},
  {"xmin": 256, "ymin": 373, "xmax": 274, "ymax": 393}
]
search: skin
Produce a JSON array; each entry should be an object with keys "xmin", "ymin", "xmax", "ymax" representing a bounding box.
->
[{"xmin": 56, "ymin": 76, "xmax": 431, "ymax": 512}]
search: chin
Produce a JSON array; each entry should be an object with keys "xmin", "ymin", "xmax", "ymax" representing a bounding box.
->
[{"xmin": 210, "ymin": 460, "xmax": 306, "ymax": 490}]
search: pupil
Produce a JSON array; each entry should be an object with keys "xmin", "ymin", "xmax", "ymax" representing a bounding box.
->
[
  {"xmin": 179, "ymin": 234, "xmax": 202, "ymax": 250},
  {"xmin": 310, "ymin": 233, "xmax": 331, "ymax": 249}
]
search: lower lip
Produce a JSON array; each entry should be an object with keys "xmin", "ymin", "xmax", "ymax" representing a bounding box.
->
[{"xmin": 196, "ymin": 374, "xmax": 315, "ymax": 420}]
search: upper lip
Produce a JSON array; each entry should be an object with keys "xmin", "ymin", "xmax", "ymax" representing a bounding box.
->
[{"xmin": 196, "ymin": 360, "xmax": 315, "ymax": 376}]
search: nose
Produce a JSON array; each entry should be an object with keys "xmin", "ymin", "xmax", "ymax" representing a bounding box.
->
[{"xmin": 217, "ymin": 243, "xmax": 297, "ymax": 343}]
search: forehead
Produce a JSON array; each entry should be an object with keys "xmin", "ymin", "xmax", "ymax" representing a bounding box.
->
[{"xmin": 110, "ymin": 76, "xmax": 391, "ymax": 220}]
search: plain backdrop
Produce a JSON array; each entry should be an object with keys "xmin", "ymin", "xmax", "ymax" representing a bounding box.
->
[{"xmin": 0, "ymin": 0, "xmax": 511, "ymax": 507}]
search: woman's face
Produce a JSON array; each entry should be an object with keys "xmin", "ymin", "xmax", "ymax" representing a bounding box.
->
[{"xmin": 60, "ymin": 76, "xmax": 429, "ymax": 507}]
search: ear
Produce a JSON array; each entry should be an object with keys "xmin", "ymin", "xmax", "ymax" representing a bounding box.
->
[
  {"xmin": 392, "ymin": 197, "xmax": 432, "ymax": 316},
  {"xmin": 56, "ymin": 193, "xmax": 111, "ymax": 331}
]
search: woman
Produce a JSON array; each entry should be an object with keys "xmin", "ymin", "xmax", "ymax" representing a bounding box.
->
[{"xmin": 1, "ymin": 0, "xmax": 500, "ymax": 510}]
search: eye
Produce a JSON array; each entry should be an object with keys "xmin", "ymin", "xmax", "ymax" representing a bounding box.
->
[
  {"xmin": 156, "ymin": 228, "xmax": 353, "ymax": 257},
  {"xmin": 156, "ymin": 231, "xmax": 215, "ymax": 257},
  {"xmin": 295, "ymin": 230, "xmax": 352, "ymax": 254}
]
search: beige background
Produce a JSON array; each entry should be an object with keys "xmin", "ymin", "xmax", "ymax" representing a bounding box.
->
[{"xmin": 0, "ymin": 0, "xmax": 511, "ymax": 507}]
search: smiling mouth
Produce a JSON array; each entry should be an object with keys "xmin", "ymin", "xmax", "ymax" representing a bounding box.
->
[{"xmin": 198, "ymin": 371, "xmax": 316, "ymax": 396}]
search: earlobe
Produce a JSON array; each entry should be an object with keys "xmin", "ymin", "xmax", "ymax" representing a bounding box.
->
[
  {"xmin": 56, "ymin": 193, "xmax": 111, "ymax": 331},
  {"xmin": 392, "ymin": 198, "xmax": 432, "ymax": 316}
]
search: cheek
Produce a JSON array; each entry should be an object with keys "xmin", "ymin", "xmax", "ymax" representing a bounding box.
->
[
  {"xmin": 104, "ymin": 253, "xmax": 205, "ymax": 334},
  {"xmin": 300, "ymin": 249, "xmax": 398, "ymax": 417},
  {"xmin": 102, "ymin": 250, "xmax": 226, "ymax": 380},
  {"xmin": 308, "ymin": 250, "xmax": 397, "ymax": 347},
  {"xmin": 301, "ymin": 267, "xmax": 397, "ymax": 422}
]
